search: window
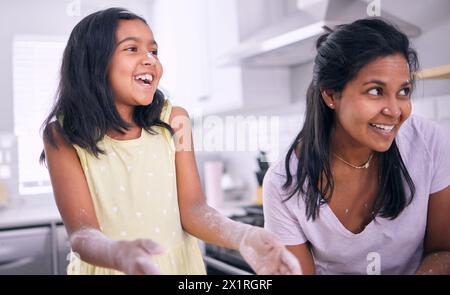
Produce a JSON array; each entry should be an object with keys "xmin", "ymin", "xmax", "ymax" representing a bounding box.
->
[{"xmin": 12, "ymin": 35, "xmax": 67, "ymax": 195}]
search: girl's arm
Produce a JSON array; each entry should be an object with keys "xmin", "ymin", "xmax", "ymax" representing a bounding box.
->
[
  {"xmin": 416, "ymin": 185, "xmax": 450, "ymax": 274},
  {"xmin": 44, "ymin": 123, "xmax": 163, "ymax": 274},
  {"xmin": 170, "ymin": 107, "xmax": 301, "ymax": 275}
]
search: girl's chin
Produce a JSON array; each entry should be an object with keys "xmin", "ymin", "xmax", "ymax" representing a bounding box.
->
[{"xmin": 135, "ymin": 94, "xmax": 155, "ymax": 106}]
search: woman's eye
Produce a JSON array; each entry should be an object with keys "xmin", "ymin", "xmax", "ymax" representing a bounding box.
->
[
  {"xmin": 368, "ymin": 88, "xmax": 382, "ymax": 96},
  {"xmin": 399, "ymin": 87, "xmax": 411, "ymax": 96}
]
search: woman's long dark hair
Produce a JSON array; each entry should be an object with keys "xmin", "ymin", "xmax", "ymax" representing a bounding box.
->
[
  {"xmin": 283, "ymin": 18, "xmax": 417, "ymax": 221},
  {"xmin": 40, "ymin": 8, "xmax": 172, "ymax": 163}
]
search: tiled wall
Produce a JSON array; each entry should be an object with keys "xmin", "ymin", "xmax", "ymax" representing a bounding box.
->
[{"xmin": 412, "ymin": 94, "xmax": 450, "ymax": 134}]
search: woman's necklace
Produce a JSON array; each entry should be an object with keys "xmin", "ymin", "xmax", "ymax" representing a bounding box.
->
[{"xmin": 333, "ymin": 152, "xmax": 374, "ymax": 169}]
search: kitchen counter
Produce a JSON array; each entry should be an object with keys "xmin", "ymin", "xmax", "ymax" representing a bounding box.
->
[
  {"xmin": 212, "ymin": 199, "xmax": 256, "ymax": 217},
  {"xmin": 0, "ymin": 196, "xmax": 62, "ymax": 230},
  {"xmin": 0, "ymin": 196, "xmax": 255, "ymax": 230}
]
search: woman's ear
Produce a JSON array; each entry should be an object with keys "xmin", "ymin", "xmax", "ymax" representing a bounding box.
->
[{"xmin": 321, "ymin": 89, "xmax": 336, "ymax": 109}]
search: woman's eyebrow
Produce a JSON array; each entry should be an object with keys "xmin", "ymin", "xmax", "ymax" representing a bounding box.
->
[
  {"xmin": 117, "ymin": 36, "xmax": 158, "ymax": 47},
  {"xmin": 363, "ymin": 79, "xmax": 411, "ymax": 87},
  {"xmin": 363, "ymin": 79, "xmax": 386, "ymax": 86}
]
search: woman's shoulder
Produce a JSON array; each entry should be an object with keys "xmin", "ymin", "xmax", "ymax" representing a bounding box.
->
[
  {"xmin": 264, "ymin": 152, "xmax": 298, "ymax": 185},
  {"xmin": 397, "ymin": 115, "xmax": 447, "ymax": 152},
  {"xmin": 396, "ymin": 115, "xmax": 450, "ymax": 173}
]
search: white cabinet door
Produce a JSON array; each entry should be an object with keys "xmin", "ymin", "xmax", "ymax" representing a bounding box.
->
[
  {"xmin": 205, "ymin": 0, "xmax": 290, "ymax": 114},
  {"xmin": 152, "ymin": 0, "xmax": 211, "ymax": 113},
  {"xmin": 204, "ymin": 0, "xmax": 243, "ymax": 114},
  {"xmin": 152, "ymin": 0, "xmax": 290, "ymax": 115}
]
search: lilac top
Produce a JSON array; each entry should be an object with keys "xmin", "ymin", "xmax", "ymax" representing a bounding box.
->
[{"xmin": 263, "ymin": 115, "xmax": 450, "ymax": 274}]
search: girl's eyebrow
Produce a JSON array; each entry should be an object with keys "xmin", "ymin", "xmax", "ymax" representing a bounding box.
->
[{"xmin": 117, "ymin": 36, "xmax": 158, "ymax": 47}]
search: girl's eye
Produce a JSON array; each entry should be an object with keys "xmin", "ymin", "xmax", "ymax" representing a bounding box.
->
[
  {"xmin": 368, "ymin": 87, "xmax": 383, "ymax": 96},
  {"xmin": 399, "ymin": 87, "xmax": 411, "ymax": 96},
  {"xmin": 125, "ymin": 47, "xmax": 137, "ymax": 52},
  {"xmin": 149, "ymin": 50, "xmax": 158, "ymax": 56}
]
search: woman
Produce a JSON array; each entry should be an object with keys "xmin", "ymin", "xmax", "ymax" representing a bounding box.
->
[{"xmin": 263, "ymin": 18, "xmax": 450, "ymax": 275}]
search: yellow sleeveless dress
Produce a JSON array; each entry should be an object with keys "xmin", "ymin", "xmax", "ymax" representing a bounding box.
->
[{"xmin": 67, "ymin": 100, "xmax": 206, "ymax": 275}]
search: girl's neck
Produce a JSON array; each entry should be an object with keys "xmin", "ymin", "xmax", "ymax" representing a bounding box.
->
[
  {"xmin": 106, "ymin": 126, "xmax": 142, "ymax": 140},
  {"xmin": 107, "ymin": 103, "xmax": 142, "ymax": 140},
  {"xmin": 115, "ymin": 102, "xmax": 135, "ymax": 126}
]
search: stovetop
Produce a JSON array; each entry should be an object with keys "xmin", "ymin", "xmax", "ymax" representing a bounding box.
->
[{"xmin": 205, "ymin": 205, "xmax": 264, "ymax": 273}]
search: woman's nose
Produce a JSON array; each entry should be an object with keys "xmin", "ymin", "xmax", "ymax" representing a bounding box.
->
[{"xmin": 382, "ymin": 97, "xmax": 402, "ymax": 117}]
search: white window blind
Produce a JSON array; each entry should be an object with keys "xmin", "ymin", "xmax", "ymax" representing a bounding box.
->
[{"xmin": 12, "ymin": 35, "xmax": 67, "ymax": 195}]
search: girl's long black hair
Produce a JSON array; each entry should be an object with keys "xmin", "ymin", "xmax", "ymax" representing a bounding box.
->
[
  {"xmin": 40, "ymin": 8, "xmax": 172, "ymax": 163},
  {"xmin": 283, "ymin": 18, "xmax": 418, "ymax": 221}
]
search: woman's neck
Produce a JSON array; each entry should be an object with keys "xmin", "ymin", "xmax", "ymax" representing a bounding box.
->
[{"xmin": 330, "ymin": 126, "xmax": 373, "ymax": 166}]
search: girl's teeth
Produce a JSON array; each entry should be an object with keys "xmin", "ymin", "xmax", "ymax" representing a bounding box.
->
[{"xmin": 134, "ymin": 74, "xmax": 153, "ymax": 83}]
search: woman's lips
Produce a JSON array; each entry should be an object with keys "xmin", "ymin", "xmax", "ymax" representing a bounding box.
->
[{"xmin": 369, "ymin": 123, "xmax": 396, "ymax": 139}]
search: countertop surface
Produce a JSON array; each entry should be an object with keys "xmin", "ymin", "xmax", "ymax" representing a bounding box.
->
[
  {"xmin": 0, "ymin": 196, "xmax": 62, "ymax": 230},
  {"xmin": 0, "ymin": 196, "xmax": 255, "ymax": 230}
]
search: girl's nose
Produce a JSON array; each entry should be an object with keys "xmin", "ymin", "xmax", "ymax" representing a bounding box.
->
[{"xmin": 143, "ymin": 51, "xmax": 156, "ymax": 65}]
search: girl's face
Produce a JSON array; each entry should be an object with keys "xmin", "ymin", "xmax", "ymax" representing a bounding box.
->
[
  {"xmin": 108, "ymin": 19, "xmax": 162, "ymax": 108},
  {"xmin": 329, "ymin": 54, "xmax": 412, "ymax": 152}
]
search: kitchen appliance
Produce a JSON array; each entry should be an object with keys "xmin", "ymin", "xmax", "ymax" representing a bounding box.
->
[
  {"xmin": 0, "ymin": 134, "xmax": 18, "ymax": 207},
  {"xmin": 204, "ymin": 161, "xmax": 225, "ymax": 209},
  {"xmin": 220, "ymin": 0, "xmax": 421, "ymax": 67},
  {"xmin": 204, "ymin": 204, "xmax": 264, "ymax": 274}
]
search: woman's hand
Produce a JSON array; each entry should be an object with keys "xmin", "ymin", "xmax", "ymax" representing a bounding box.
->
[
  {"xmin": 112, "ymin": 239, "xmax": 165, "ymax": 275},
  {"xmin": 239, "ymin": 227, "xmax": 302, "ymax": 275}
]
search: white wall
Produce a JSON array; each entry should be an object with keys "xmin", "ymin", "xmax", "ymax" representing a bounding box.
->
[
  {"xmin": 410, "ymin": 17, "xmax": 450, "ymax": 132},
  {"xmin": 0, "ymin": 0, "xmax": 153, "ymax": 132}
]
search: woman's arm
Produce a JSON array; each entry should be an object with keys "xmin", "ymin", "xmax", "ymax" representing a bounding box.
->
[
  {"xmin": 170, "ymin": 107, "xmax": 301, "ymax": 275},
  {"xmin": 44, "ymin": 123, "xmax": 163, "ymax": 274},
  {"xmin": 286, "ymin": 243, "xmax": 316, "ymax": 275},
  {"xmin": 416, "ymin": 185, "xmax": 450, "ymax": 274}
]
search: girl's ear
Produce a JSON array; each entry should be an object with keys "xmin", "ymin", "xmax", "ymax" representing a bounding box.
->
[{"xmin": 321, "ymin": 89, "xmax": 337, "ymax": 109}]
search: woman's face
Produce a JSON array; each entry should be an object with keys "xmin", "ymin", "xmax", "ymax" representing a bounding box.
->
[
  {"xmin": 108, "ymin": 19, "xmax": 163, "ymax": 108},
  {"xmin": 330, "ymin": 54, "xmax": 413, "ymax": 152}
]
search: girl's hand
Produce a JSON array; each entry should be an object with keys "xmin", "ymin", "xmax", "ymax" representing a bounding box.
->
[
  {"xmin": 239, "ymin": 227, "xmax": 302, "ymax": 275},
  {"xmin": 112, "ymin": 239, "xmax": 165, "ymax": 275}
]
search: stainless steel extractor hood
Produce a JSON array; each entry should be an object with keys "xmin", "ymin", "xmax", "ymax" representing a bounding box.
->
[{"xmin": 219, "ymin": 0, "xmax": 421, "ymax": 67}]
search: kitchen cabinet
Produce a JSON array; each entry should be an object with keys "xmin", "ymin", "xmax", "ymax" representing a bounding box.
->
[
  {"xmin": 0, "ymin": 227, "xmax": 53, "ymax": 275},
  {"xmin": 0, "ymin": 223, "xmax": 70, "ymax": 275},
  {"xmin": 152, "ymin": 0, "xmax": 211, "ymax": 113},
  {"xmin": 0, "ymin": 199, "xmax": 70, "ymax": 275},
  {"xmin": 203, "ymin": 0, "xmax": 290, "ymax": 114},
  {"xmin": 151, "ymin": 0, "xmax": 290, "ymax": 115},
  {"xmin": 56, "ymin": 224, "xmax": 71, "ymax": 275}
]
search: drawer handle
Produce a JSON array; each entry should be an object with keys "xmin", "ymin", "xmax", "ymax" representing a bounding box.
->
[{"xmin": 0, "ymin": 257, "xmax": 35, "ymax": 270}]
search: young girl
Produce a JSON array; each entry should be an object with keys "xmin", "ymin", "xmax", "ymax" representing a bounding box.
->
[
  {"xmin": 263, "ymin": 18, "xmax": 450, "ymax": 275},
  {"xmin": 41, "ymin": 8, "xmax": 301, "ymax": 275}
]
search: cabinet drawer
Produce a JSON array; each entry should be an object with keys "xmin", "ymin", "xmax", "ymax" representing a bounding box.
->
[{"xmin": 0, "ymin": 227, "xmax": 52, "ymax": 274}]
